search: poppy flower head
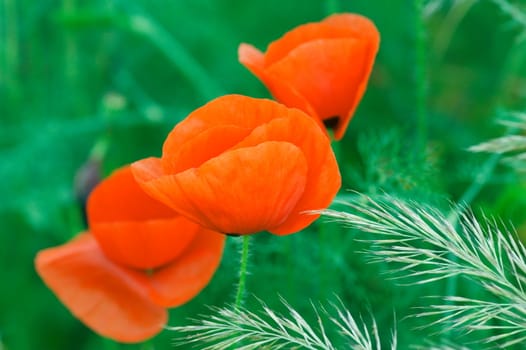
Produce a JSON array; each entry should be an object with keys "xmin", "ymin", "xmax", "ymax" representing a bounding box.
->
[
  {"xmin": 35, "ymin": 166, "xmax": 226, "ymax": 342},
  {"xmin": 132, "ymin": 94, "xmax": 341, "ymax": 236},
  {"xmin": 239, "ymin": 13, "xmax": 380, "ymax": 140}
]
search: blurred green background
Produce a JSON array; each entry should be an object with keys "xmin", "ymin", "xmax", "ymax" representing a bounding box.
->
[{"xmin": 1, "ymin": 0, "xmax": 525, "ymax": 349}]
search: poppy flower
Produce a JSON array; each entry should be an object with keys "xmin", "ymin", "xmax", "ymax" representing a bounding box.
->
[
  {"xmin": 131, "ymin": 94, "xmax": 341, "ymax": 236},
  {"xmin": 238, "ymin": 13, "xmax": 380, "ymax": 140},
  {"xmin": 35, "ymin": 166, "xmax": 225, "ymax": 343}
]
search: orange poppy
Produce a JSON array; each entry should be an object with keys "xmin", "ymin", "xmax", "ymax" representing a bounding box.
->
[
  {"xmin": 131, "ymin": 94, "xmax": 341, "ymax": 236},
  {"xmin": 35, "ymin": 166, "xmax": 225, "ymax": 343},
  {"xmin": 238, "ymin": 13, "xmax": 380, "ymax": 140}
]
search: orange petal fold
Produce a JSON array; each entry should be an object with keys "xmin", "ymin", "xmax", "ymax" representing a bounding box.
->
[
  {"xmin": 267, "ymin": 38, "xmax": 369, "ymax": 140},
  {"xmin": 147, "ymin": 228, "xmax": 226, "ymax": 307},
  {"xmin": 161, "ymin": 94, "xmax": 324, "ymax": 168},
  {"xmin": 133, "ymin": 141, "xmax": 308, "ymax": 234},
  {"xmin": 232, "ymin": 110, "xmax": 340, "ymax": 234},
  {"xmin": 90, "ymin": 218, "xmax": 199, "ymax": 270},
  {"xmin": 238, "ymin": 44, "xmax": 319, "ymax": 123},
  {"xmin": 162, "ymin": 125, "xmax": 251, "ymax": 174},
  {"xmin": 265, "ymin": 13, "xmax": 378, "ymax": 66},
  {"xmin": 87, "ymin": 166, "xmax": 174, "ymax": 223},
  {"xmin": 35, "ymin": 234, "xmax": 167, "ymax": 343},
  {"xmin": 87, "ymin": 166, "xmax": 198, "ymax": 269}
]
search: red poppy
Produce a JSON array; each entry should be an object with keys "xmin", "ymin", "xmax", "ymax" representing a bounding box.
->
[
  {"xmin": 35, "ymin": 166, "xmax": 225, "ymax": 343},
  {"xmin": 131, "ymin": 94, "xmax": 341, "ymax": 236},
  {"xmin": 238, "ymin": 13, "xmax": 380, "ymax": 140}
]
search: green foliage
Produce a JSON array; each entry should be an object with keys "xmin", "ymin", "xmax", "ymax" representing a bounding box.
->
[{"xmin": 1, "ymin": 0, "xmax": 526, "ymax": 349}]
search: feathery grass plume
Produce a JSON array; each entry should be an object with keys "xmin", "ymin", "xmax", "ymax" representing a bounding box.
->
[
  {"xmin": 170, "ymin": 297, "xmax": 396, "ymax": 350},
  {"xmin": 469, "ymin": 111, "xmax": 526, "ymax": 170},
  {"xmin": 317, "ymin": 194, "xmax": 526, "ymax": 347}
]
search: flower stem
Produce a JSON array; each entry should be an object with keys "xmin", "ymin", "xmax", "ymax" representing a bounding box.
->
[
  {"xmin": 102, "ymin": 338, "xmax": 120, "ymax": 350},
  {"xmin": 234, "ymin": 235, "xmax": 250, "ymax": 309}
]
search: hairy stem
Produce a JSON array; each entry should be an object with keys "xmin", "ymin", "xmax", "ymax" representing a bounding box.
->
[{"xmin": 235, "ymin": 235, "xmax": 250, "ymax": 309}]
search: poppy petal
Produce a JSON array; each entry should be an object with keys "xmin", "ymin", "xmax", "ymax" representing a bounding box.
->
[
  {"xmin": 324, "ymin": 13, "xmax": 380, "ymax": 59},
  {"xmin": 35, "ymin": 234, "xmax": 167, "ymax": 343},
  {"xmin": 232, "ymin": 112, "xmax": 340, "ymax": 234},
  {"xmin": 265, "ymin": 23, "xmax": 349, "ymax": 66},
  {"xmin": 90, "ymin": 217, "xmax": 199, "ymax": 270},
  {"xmin": 162, "ymin": 125, "xmax": 251, "ymax": 174},
  {"xmin": 133, "ymin": 142, "xmax": 308, "ymax": 234},
  {"xmin": 238, "ymin": 44, "xmax": 320, "ymax": 125},
  {"xmin": 238, "ymin": 43, "xmax": 265, "ymax": 77},
  {"xmin": 267, "ymin": 38, "xmax": 369, "ymax": 139},
  {"xmin": 264, "ymin": 13, "xmax": 378, "ymax": 66},
  {"xmin": 147, "ymin": 228, "xmax": 226, "ymax": 307},
  {"xmin": 87, "ymin": 166, "xmax": 175, "ymax": 223},
  {"xmin": 161, "ymin": 95, "xmax": 291, "ymax": 163},
  {"xmin": 88, "ymin": 166, "xmax": 198, "ymax": 269}
]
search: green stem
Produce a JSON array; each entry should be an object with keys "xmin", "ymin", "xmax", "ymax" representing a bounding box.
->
[
  {"xmin": 114, "ymin": 70, "xmax": 164, "ymax": 122},
  {"xmin": 234, "ymin": 235, "xmax": 250, "ymax": 309},
  {"xmin": 124, "ymin": 15, "xmax": 223, "ymax": 102},
  {"xmin": 433, "ymin": 0, "xmax": 477, "ymax": 65},
  {"xmin": 414, "ymin": 0, "xmax": 428, "ymax": 148},
  {"xmin": 447, "ymin": 152, "xmax": 502, "ymax": 224},
  {"xmin": 325, "ymin": 0, "xmax": 340, "ymax": 15},
  {"xmin": 443, "ymin": 152, "xmax": 502, "ymax": 338},
  {"xmin": 4, "ymin": 0, "xmax": 19, "ymax": 96},
  {"xmin": 102, "ymin": 338, "xmax": 120, "ymax": 350},
  {"xmin": 140, "ymin": 340, "xmax": 155, "ymax": 350},
  {"xmin": 89, "ymin": 135, "xmax": 110, "ymax": 161}
]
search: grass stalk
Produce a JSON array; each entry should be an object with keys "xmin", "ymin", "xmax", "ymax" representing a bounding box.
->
[
  {"xmin": 433, "ymin": 0, "xmax": 477, "ymax": 64},
  {"xmin": 62, "ymin": 0, "xmax": 81, "ymax": 115},
  {"xmin": 0, "ymin": 1, "xmax": 5, "ymax": 88},
  {"xmin": 125, "ymin": 15, "xmax": 223, "ymax": 102},
  {"xmin": 4, "ymin": 0, "xmax": 19, "ymax": 96}
]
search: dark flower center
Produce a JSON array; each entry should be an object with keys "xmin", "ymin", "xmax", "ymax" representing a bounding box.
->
[
  {"xmin": 323, "ymin": 116, "xmax": 340, "ymax": 130},
  {"xmin": 226, "ymin": 233, "xmax": 241, "ymax": 237}
]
